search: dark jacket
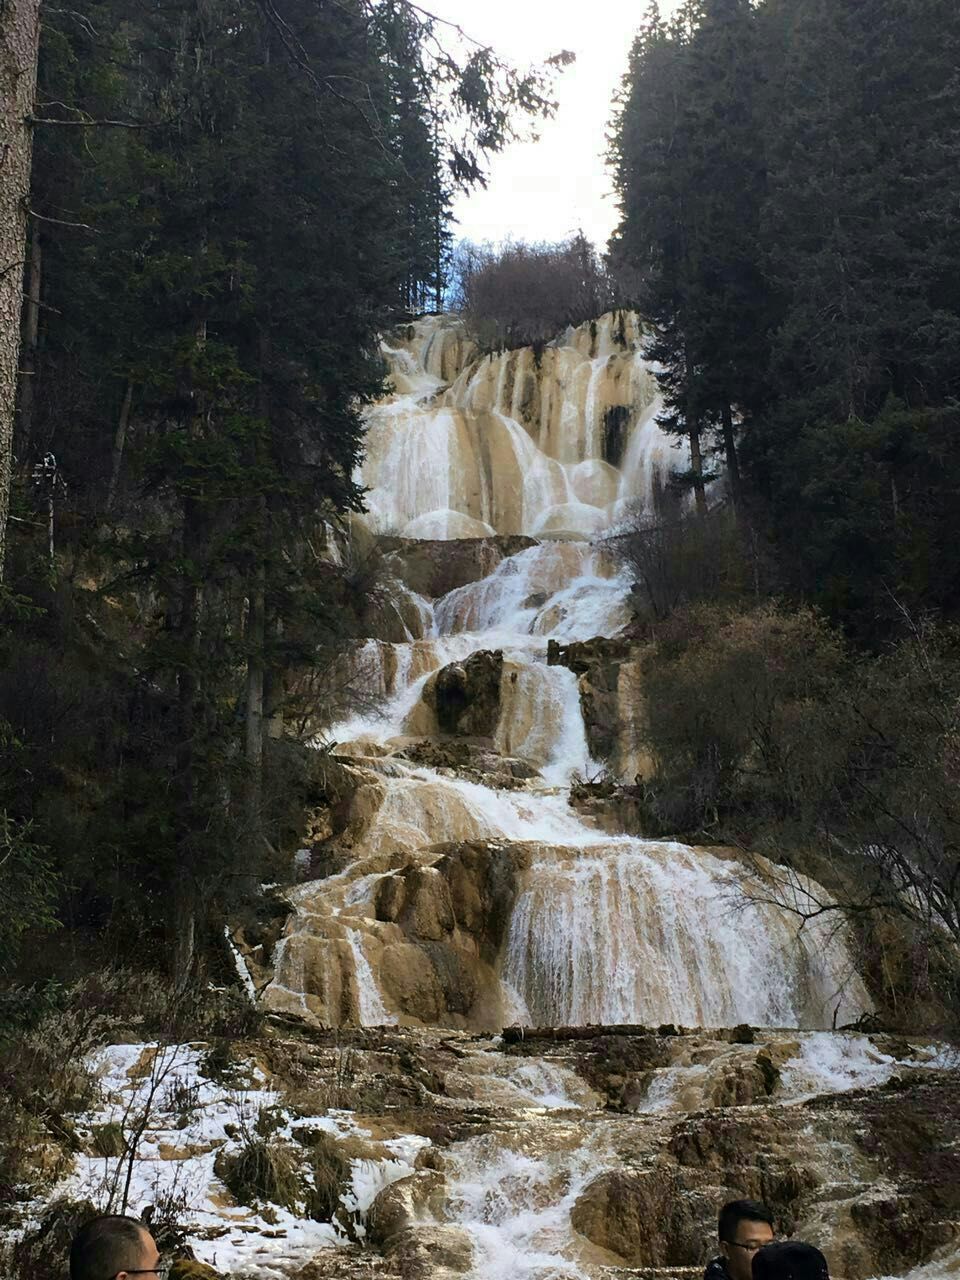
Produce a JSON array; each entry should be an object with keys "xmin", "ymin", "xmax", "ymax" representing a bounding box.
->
[{"xmin": 704, "ymin": 1259, "xmax": 730, "ymax": 1280}]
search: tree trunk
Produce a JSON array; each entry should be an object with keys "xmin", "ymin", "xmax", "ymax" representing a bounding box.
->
[
  {"xmin": 0, "ymin": 0, "xmax": 41, "ymax": 584},
  {"xmin": 171, "ymin": 317, "xmax": 207, "ymax": 990},
  {"xmin": 173, "ymin": 498, "xmax": 202, "ymax": 990},
  {"xmin": 721, "ymin": 400, "xmax": 742, "ymax": 511},
  {"xmin": 684, "ymin": 347, "xmax": 708, "ymax": 516},
  {"xmin": 106, "ymin": 380, "xmax": 133, "ymax": 512},
  {"xmin": 688, "ymin": 423, "xmax": 707, "ymax": 515},
  {"xmin": 17, "ymin": 219, "xmax": 40, "ymax": 455},
  {"xmin": 244, "ymin": 559, "xmax": 265, "ymax": 815}
]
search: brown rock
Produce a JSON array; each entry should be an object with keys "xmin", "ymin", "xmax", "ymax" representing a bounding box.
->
[
  {"xmin": 380, "ymin": 943, "xmax": 444, "ymax": 1023},
  {"xmin": 388, "ymin": 1225, "xmax": 475, "ymax": 1279},
  {"xmin": 407, "ymin": 868, "xmax": 455, "ymax": 941},
  {"xmin": 380, "ymin": 535, "xmax": 538, "ymax": 598},
  {"xmin": 421, "ymin": 650, "xmax": 503, "ymax": 738},
  {"xmin": 170, "ymin": 1263, "xmax": 224, "ymax": 1280},
  {"xmin": 571, "ymin": 1170, "xmax": 706, "ymax": 1265},
  {"xmin": 375, "ymin": 874, "xmax": 408, "ymax": 923}
]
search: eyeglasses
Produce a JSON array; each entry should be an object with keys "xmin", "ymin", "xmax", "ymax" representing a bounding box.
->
[
  {"xmin": 112, "ymin": 1269, "xmax": 170, "ymax": 1279},
  {"xmin": 726, "ymin": 1242, "xmax": 775, "ymax": 1254}
]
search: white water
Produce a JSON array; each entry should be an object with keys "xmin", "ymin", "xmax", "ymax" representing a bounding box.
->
[
  {"xmin": 440, "ymin": 1130, "xmax": 610, "ymax": 1280},
  {"xmin": 267, "ymin": 313, "xmax": 872, "ymax": 1037},
  {"xmin": 344, "ymin": 927, "xmax": 396, "ymax": 1027}
]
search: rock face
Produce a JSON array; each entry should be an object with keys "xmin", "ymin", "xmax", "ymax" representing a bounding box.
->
[
  {"xmin": 260, "ymin": 839, "xmax": 532, "ymax": 1030},
  {"xmin": 398, "ymin": 739, "xmax": 539, "ymax": 789},
  {"xmin": 548, "ymin": 636, "xmax": 651, "ymax": 779},
  {"xmin": 371, "ymin": 841, "xmax": 530, "ymax": 1025},
  {"xmin": 571, "ymin": 1169, "xmax": 707, "ymax": 1265},
  {"xmin": 380, "ymin": 535, "xmax": 539, "ymax": 598},
  {"xmin": 419, "ymin": 650, "xmax": 504, "ymax": 738}
]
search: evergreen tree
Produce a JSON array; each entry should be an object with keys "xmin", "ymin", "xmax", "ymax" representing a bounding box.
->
[{"xmin": 3, "ymin": 0, "xmax": 570, "ymax": 980}]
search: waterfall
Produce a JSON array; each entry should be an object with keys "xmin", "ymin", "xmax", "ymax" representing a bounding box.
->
[
  {"xmin": 345, "ymin": 928, "xmax": 396, "ymax": 1027},
  {"xmin": 502, "ymin": 845, "xmax": 865, "ymax": 1028},
  {"xmin": 263, "ymin": 312, "xmax": 871, "ymax": 1034}
]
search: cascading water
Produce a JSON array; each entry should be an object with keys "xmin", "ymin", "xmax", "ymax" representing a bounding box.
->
[{"xmin": 262, "ymin": 311, "xmax": 870, "ymax": 1036}]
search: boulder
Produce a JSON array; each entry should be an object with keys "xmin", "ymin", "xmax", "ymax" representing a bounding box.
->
[
  {"xmin": 366, "ymin": 1171, "xmax": 446, "ymax": 1249},
  {"xmin": 571, "ymin": 1169, "xmax": 706, "ymax": 1265},
  {"xmin": 548, "ymin": 636, "xmax": 632, "ymax": 764},
  {"xmin": 388, "ymin": 1225, "xmax": 475, "ymax": 1280},
  {"xmin": 421, "ymin": 650, "xmax": 504, "ymax": 737},
  {"xmin": 380, "ymin": 943, "xmax": 445, "ymax": 1023},
  {"xmin": 398, "ymin": 738, "xmax": 540, "ymax": 789},
  {"xmin": 170, "ymin": 1264, "xmax": 224, "ymax": 1280}
]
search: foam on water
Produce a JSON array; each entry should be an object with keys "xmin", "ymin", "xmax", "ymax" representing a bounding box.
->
[
  {"xmin": 439, "ymin": 1130, "xmax": 612, "ymax": 1280},
  {"xmin": 779, "ymin": 1032, "xmax": 960, "ymax": 1102}
]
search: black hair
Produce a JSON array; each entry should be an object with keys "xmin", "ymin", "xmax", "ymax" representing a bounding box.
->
[
  {"xmin": 69, "ymin": 1215, "xmax": 148, "ymax": 1280},
  {"xmin": 752, "ymin": 1241, "xmax": 830, "ymax": 1280},
  {"xmin": 718, "ymin": 1199, "xmax": 775, "ymax": 1244}
]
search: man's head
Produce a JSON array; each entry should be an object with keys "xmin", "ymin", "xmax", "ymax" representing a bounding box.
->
[
  {"xmin": 69, "ymin": 1216, "xmax": 163, "ymax": 1280},
  {"xmin": 753, "ymin": 1242, "xmax": 829, "ymax": 1280},
  {"xmin": 718, "ymin": 1200, "xmax": 775, "ymax": 1280}
]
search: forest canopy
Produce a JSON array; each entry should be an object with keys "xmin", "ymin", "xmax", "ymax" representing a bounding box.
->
[{"xmin": 608, "ymin": 0, "xmax": 960, "ymax": 641}]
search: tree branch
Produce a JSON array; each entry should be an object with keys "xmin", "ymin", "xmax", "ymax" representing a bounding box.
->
[{"xmin": 28, "ymin": 209, "xmax": 97, "ymax": 233}]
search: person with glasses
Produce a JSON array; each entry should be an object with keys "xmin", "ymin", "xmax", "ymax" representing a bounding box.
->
[
  {"xmin": 703, "ymin": 1199, "xmax": 776, "ymax": 1280},
  {"xmin": 69, "ymin": 1215, "xmax": 169, "ymax": 1280}
]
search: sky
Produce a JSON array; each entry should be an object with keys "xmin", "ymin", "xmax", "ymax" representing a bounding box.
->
[{"xmin": 424, "ymin": 0, "xmax": 680, "ymax": 252}]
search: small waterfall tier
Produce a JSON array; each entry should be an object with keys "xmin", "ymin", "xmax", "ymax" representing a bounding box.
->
[{"xmin": 361, "ymin": 312, "xmax": 686, "ymax": 540}]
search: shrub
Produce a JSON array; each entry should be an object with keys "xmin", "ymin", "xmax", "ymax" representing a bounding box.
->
[
  {"xmin": 0, "ymin": 806, "xmax": 60, "ymax": 973},
  {"xmin": 454, "ymin": 233, "xmax": 618, "ymax": 351},
  {"xmin": 639, "ymin": 603, "xmax": 848, "ymax": 832},
  {"xmin": 638, "ymin": 604, "xmax": 960, "ymax": 1022},
  {"xmin": 613, "ymin": 505, "xmax": 774, "ymax": 621},
  {"xmin": 214, "ymin": 1137, "xmax": 301, "ymax": 1212},
  {"xmin": 301, "ymin": 1131, "xmax": 348, "ymax": 1223}
]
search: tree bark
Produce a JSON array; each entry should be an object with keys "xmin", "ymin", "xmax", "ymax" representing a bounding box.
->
[
  {"xmin": 106, "ymin": 380, "xmax": 133, "ymax": 512},
  {"xmin": 244, "ymin": 560, "xmax": 265, "ymax": 810},
  {"xmin": 721, "ymin": 400, "xmax": 742, "ymax": 511},
  {"xmin": 17, "ymin": 219, "xmax": 40, "ymax": 455},
  {"xmin": 688, "ymin": 421, "xmax": 708, "ymax": 516},
  {"xmin": 0, "ymin": 0, "xmax": 41, "ymax": 584},
  {"xmin": 684, "ymin": 347, "xmax": 708, "ymax": 516},
  {"xmin": 171, "ymin": 318, "xmax": 207, "ymax": 990}
]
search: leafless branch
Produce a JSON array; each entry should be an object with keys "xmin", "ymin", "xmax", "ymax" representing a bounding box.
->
[{"xmin": 28, "ymin": 209, "xmax": 98, "ymax": 232}]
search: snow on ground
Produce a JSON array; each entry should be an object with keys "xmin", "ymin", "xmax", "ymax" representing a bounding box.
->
[{"xmin": 51, "ymin": 1042, "xmax": 427, "ymax": 1278}]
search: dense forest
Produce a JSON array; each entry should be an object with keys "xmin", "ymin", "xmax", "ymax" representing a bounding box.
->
[
  {"xmin": 606, "ymin": 0, "xmax": 960, "ymax": 986},
  {"xmin": 0, "ymin": 0, "xmax": 568, "ymax": 985},
  {"xmin": 2, "ymin": 0, "xmax": 960, "ymax": 1270},
  {"xmin": 608, "ymin": 0, "xmax": 960, "ymax": 642}
]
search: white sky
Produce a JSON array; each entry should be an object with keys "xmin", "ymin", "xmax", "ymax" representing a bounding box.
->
[{"xmin": 425, "ymin": 0, "xmax": 681, "ymax": 251}]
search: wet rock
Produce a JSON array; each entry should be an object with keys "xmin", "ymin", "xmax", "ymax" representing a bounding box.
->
[
  {"xmin": 388, "ymin": 1225, "xmax": 475, "ymax": 1279},
  {"xmin": 379, "ymin": 535, "xmax": 538, "ymax": 599},
  {"xmin": 571, "ymin": 1169, "xmax": 706, "ymax": 1265},
  {"xmin": 366, "ymin": 1171, "xmax": 446, "ymax": 1249},
  {"xmin": 380, "ymin": 943, "xmax": 445, "ymax": 1023},
  {"xmin": 421, "ymin": 650, "xmax": 504, "ymax": 737},
  {"xmin": 547, "ymin": 636, "xmax": 641, "ymax": 767},
  {"xmin": 705, "ymin": 1051, "xmax": 781, "ymax": 1108},
  {"xmin": 398, "ymin": 738, "xmax": 540, "ymax": 789},
  {"xmin": 668, "ymin": 1109, "xmax": 819, "ymax": 1229}
]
